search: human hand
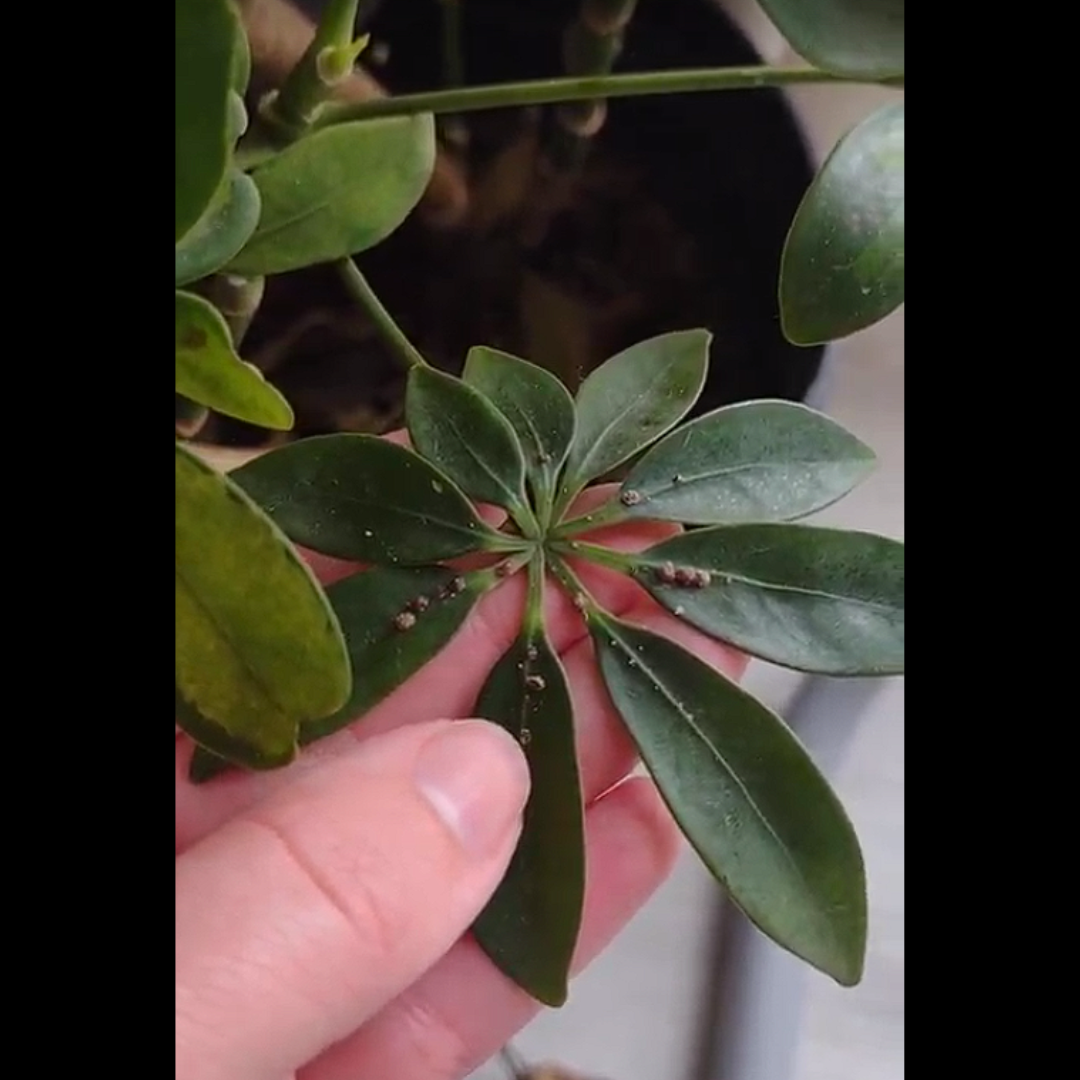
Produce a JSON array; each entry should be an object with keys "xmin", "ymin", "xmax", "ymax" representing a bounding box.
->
[{"xmin": 176, "ymin": 482, "xmax": 747, "ymax": 1080}]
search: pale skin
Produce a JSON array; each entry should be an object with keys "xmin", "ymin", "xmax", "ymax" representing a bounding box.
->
[{"xmin": 176, "ymin": 476, "xmax": 747, "ymax": 1080}]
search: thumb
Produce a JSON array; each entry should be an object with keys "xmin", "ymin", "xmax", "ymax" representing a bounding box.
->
[{"xmin": 176, "ymin": 719, "xmax": 530, "ymax": 1080}]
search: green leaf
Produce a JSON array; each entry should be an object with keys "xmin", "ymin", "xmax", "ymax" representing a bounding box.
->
[
  {"xmin": 175, "ymin": 171, "xmax": 262, "ymax": 287},
  {"xmin": 232, "ymin": 434, "xmax": 508, "ymax": 563},
  {"xmin": 463, "ymin": 346, "xmax": 576, "ymax": 515},
  {"xmin": 190, "ymin": 563, "xmax": 498, "ymax": 782},
  {"xmin": 561, "ymin": 330, "xmax": 711, "ymax": 500},
  {"xmin": 175, "ymin": 444, "xmax": 352, "ymax": 767},
  {"xmin": 176, "ymin": 689, "xmax": 289, "ymax": 771},
  {"xmin": 757, "ymin": 0, "xmax": 903, "ymax": 78},
  {"xmin": 631, "ymin": 525, "xmax": 904, "ymax": 675},
  {"xmin": 781, "ymin": 103, "xmax": 904, "ymax": 345},
  {"xmin": 230, "ymin": 4, "xmax": 252, "ymax": 93},
  {"xmin": 619, "ymin": 401, "xmax": 875, "ymax": 525},
  {"xmin": 176, "ymin": 0, "xmax": 240, "ymax": 241},
  {"xmin": 308, "ymin": 565, "xmax": 496, "ymax": 740},
  {"xmin": 175, "ymin": 291, "xmax": 294, "ymax": 430},
  {"xmin": 591, "ymin": 614, "xmax": 866, "ymax": 985},
  {"xmin": 472, "ymin": 630, "xmax": 584, "ymax": 1006},
  {"xmin": 406, "ymin": 366, "xmax": 530, "ymax": 516},
  {"xmin": 225, "ymin": 116, "xmax": 436, "ymax": 276}
]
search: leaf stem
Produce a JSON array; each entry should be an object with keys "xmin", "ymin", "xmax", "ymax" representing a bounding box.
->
[
  {"xmin": 547, "ymin": 553, "xmax": 602, "ymax": 621},
  {"xmin": 524, "ymin": 549, "xmax": 546, "ymax": 635},
  {"xmin": 315, "ymin": 64, "xmax": 876, "ymax": 127},
  {"xmin": 551, "ymin": 537, "xmax": 635, "ymax": 573},
  {"xmin": 437, "ymin": 0, "xmax": 469, "ymax": 147},
  {"xmin": 553, "ymin": 493, "xmax": 627, "ymax": 536},
  {"xmin": 336, "ymin": 259, "xmax": 429, "ymax": 370}
]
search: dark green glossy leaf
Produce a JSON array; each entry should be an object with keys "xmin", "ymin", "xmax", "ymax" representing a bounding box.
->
[
  {"xmin": 591, "ymin": 615, "xmax": 866, "ymax": 985},
  {"xmin": 175, "ymin": 291, "xmax": 293, "ymax": 430},
  {"xmin": 619, "ymin": 401, "xmax": 875, "ymax": 525},
  {"xmin": 561, "ymin": 330, "xmax": 711, "ymax": 497},
  {"xmin": 232, "ymin": 434, "xmax": 506, "ymax": 563},
  {"xmin": 781, "ymin": 103, "xmax": 904, "ymax": 345},
  {"xmin": 631, "ymin": 525, "xmax": 904, "ymax": 675},
  {"xmin": 757, "ymin": 0, "xmax": 903, "ymax": 78},
  {"xmin": 175, "ymin": 444, "xmax": 352, "ymax": 767},
  {"xmin": 175, "ymin": 170, "xmax": 262, "ymax": 287},
  {"xmin": 189, "ymin": 562, "xmax": 500, "ymax": 782},
  {"xmin": 176, "ymin": 0, "xmax": 240, "ymax": 240},
  {"xmin": 472, "ymin": 630, "xmax": 584, "ymax": 1006},
  {"xmin": 462, "ymin": 346, "xmax": 576, "ymax": 510},
  {"xmin": 226, "ymin": 116, "xmax": 436, "ymax": 276},
  {"xmin": 308, "ymin": 565, "xmax": 497, "ymax": 740},
  {"xmin": 406, "ymin": 366, "xmax": 529, "ymax": 515}
]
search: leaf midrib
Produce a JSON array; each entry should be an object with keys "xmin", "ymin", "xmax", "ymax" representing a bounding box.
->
[
  {"xmin": 176, "ymin": 562, "xmax": 285, "ymax": 729},
  {"xmin": 572, "ymin": 360, "xmax": 682, "ymax": 481},
  {"xmin": 648, "ymin": 567, "xmax": 901, "ymax": 615},
  {"xmin": 605, "ymin": 622, "xmax": 838, "ymax": 946},
  {"xmin": 639, "ymin": 456, "xmax": 870, "ymax": 498}
]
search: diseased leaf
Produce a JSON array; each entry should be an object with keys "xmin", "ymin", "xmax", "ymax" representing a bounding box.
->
[
  {"xmin": 175, "ymin": 444, "xmax": 352, "ymax": 767},
  {"xmin": 231, "ymin": 434, "xmax": 509, "ymax": 563},
  {"xmin": 560, "ymin": 330, "xmax": 711, "ymax": 500},
  {"xmin": 175, "ymin": 170, "xmax": 262, "ymax": 287},
  {"xmin": 406, "ymin": 366, "xmax": 530, "ymax": 516},
  {"xmin": 781, "ymin": 103, "xmax": 904, "ymax": 345},
  {"xmin": 619, "ymin": 401, "xmax": 875, "ymax": 525},
  {"xmin": 631, "ymin": 525, "xmax": 904, "ymax": 675},
  {"xmin": 463, "ymin": 346, "xmax": 576, "ymax": 515},
  {"xmin": 175, "ymin": 291, "xmax": 293, "ymax": 430},
  {"xmin": 226, "ymin": 116, "xmax": 436, "ymax": 276},
  {"xmin": 591, "ymin": 614, "xmax": 866, "ymax": 985},
  {"xmin": 472, "ymin": 630, "xmax": 584, "ymax": 1006},
  {"xmin": 190, "ymin": 564, "xmax": 497, "ymax": 781},
  {"xmin": 176, "ymin": 0, "xmax": 240, "ymax": 240},
  {"xmin": 757, "ymin": 0, "xmax": 903, "ymax": 78}
]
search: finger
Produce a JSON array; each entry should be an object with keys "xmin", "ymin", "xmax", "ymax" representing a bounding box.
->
[
  {"xmin": 302, "ymin": 776, "xmax": 680, "ymax": 1080},
  {"xmin": 176, "ymin": 720, "xmax": 529, "ymax": 1080}
]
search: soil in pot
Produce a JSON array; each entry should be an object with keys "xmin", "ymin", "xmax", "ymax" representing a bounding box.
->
[{"xmin": 199, "ymin": 0, "xmax": 825, "ymax": 448}]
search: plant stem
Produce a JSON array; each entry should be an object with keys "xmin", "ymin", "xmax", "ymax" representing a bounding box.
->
[
  {"xmin": 554, "ymin": 0, "xmax": 639, "ymax": 152},
  {"xmin": 437, "ymin": 0, "xmax": 469, "ymax": 147},
  {"xmin": 273, "ymin": 0, "xmax": 364, "ymax": 129},
  {"xmin": 198, "ymin": 274, "xmax": 266, "ymax": 348},
  {"xmin": 315, "ymin": 64, "xmax": 871, "ymax": 126},
  {"xmin": 336, "ymin": 259, "xmax": 429, "ymax": 370},
  {"xmin": 520, "ymin": 0, "xmax": 639, "ymax": 249}
]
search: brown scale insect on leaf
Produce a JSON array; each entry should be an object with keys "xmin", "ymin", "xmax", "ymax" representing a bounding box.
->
[{"xmin": 655, "ymin": 560, "xmax": 678, "ymax": 584}]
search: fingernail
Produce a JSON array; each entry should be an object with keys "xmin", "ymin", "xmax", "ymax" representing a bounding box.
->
[{"xmin": 414, "ymin": 721, "xmax": 530, "ymax": 856}]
